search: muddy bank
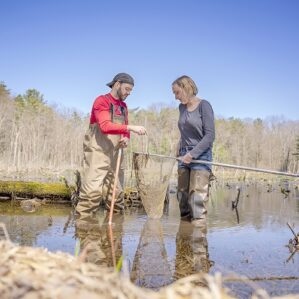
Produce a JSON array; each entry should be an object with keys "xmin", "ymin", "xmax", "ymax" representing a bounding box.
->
[{"xmin": 0, "ymin": 180, "xmax": 71, "ymax": 201}]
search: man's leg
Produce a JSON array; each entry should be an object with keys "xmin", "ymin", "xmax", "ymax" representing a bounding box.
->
[
  {"xmin": 102, "ymin": 169, "xmax": 124, "ymax": 213},
  {"xmin": 76, "ymin": 136, "xmax": 110, "ymax": 219},
  {"xmin": 102, "ymin": 151, "xmax": 125, "ymax": 213}
]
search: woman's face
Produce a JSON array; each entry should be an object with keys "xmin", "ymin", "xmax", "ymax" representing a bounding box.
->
[{"xmin": 172, "ymin": 84, "xmax": 188, "ymax": 104}]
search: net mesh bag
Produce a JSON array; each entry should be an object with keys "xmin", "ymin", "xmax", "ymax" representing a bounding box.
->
[{"xmin": 133, "ymin": 152, "xmax": 176, "ymax": 219}]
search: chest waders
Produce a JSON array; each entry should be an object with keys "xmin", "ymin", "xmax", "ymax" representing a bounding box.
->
[
  {"xmin": 177, "ymin": 168, "xmax": 210, "ymax": 221},
  {"xmin": 76, "ymin": 99, "xmax": 126, "ymax": 219}
]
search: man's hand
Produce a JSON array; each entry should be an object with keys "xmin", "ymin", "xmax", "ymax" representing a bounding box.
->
[
  {"xmin": 118, "ymin": 137, "xmax": 129, "ymax": 148},
  {"xmin": 127, "ymin": 125, "xmax": 147, "ymax": 135}
]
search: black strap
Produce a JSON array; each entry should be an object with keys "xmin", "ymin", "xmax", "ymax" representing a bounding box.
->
[{"xmin": 105, "ymin": 94, "xmax": 126, "ymax": 122}]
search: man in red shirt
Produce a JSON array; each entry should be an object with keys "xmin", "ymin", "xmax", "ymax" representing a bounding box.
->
[{"xmin": 76, "ymin": 73, "xmax": 146, "ymax": 219}]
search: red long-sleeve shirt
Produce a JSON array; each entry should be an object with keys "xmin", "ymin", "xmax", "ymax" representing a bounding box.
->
[{"xmin": 90, "ymin": 93, "xmax": 130, "ymax": 139}]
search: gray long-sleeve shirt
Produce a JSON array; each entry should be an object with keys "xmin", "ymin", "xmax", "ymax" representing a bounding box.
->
[{"xmin": 178, "ymin": 99, "xmax": 215, "ymax": 159}]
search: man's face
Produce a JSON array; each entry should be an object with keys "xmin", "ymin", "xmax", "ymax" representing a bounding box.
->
[{"xmin": 116, "ymin": 82, "xmax": 133, "ymax": 101}]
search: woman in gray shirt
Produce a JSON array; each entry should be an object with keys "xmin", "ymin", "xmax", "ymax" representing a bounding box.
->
[{"xmin": 172, "ymin": 75, "xmax": 215, "ymax": 224}]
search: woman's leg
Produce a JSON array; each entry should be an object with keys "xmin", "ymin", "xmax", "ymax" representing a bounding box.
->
[
  {"xmin": 189, "ymin": 169, "xmax": 210, "ymax": 220},
  {"xmin": 177, "ymin": 167, "xmax": 191, "ymax": 218}
]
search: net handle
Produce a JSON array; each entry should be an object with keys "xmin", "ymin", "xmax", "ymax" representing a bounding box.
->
[{"xmin": 133, "ymin": 152, "xmax": 299, "ymax": 178}]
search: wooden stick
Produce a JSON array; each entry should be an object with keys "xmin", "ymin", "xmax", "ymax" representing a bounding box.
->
[
  {"xmin": 133, "ymin": 152, "xmax": 299, "ymax": 178},
  {"xmin": 108, "ymin": 223, "xmax": 116, "ymax": 267},
  {"xmin": 108, "ymin": 148, "xmax": 122, "ymax": 225},
  {"xmin": 232, "ymin": 187, "xmax": 241, "ymax": 209},
  {"xmin": 287, "ymin": 222, "xmax": 299, "ymax": 242}
]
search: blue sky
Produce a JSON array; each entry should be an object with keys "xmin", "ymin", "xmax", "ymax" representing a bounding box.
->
[{"xmin": 1, "ymin": 0, "xmax": 298, "ymax": 120}]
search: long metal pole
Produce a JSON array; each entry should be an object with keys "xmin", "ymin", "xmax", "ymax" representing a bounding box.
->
[{"xmin": 133, "ymin": 152, "xmax": 299, "ymax": 178}]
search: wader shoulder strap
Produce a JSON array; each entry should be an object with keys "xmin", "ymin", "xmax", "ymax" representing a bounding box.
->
[
  {"xmin": 104, "ymin": 94, "xmax": 127, "ymax": 123},
  {"xmin": 104, "ymin": 94, "xmax": 114, "ymax": 122}
]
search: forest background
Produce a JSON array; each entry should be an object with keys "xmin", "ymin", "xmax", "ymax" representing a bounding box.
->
[{"xmin": 1, "ymin": 82, "xmax": 298, "ymax": 183}]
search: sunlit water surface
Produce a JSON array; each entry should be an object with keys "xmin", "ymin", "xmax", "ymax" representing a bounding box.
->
[{"xmin": 1, "ymin": 181, "xmax": 299, "ymax": 298}]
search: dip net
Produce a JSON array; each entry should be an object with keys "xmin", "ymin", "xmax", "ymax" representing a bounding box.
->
[{"xmin": 133, "ymin": 152, "xmax": 176, "ymax": 219}]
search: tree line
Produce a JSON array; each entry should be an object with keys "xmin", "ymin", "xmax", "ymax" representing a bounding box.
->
[{"xmin": 0, "ymin": 82, "xmax": 298, "ymax": 178}]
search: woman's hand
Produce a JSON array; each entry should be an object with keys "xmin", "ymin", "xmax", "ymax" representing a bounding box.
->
[
  {"xmin": 176, "ymin": 142, "xmax": 180, "ymax": 157},
  {"xmin": 181, "ymin": 152, "xmax": 193, "ymax": 164}
]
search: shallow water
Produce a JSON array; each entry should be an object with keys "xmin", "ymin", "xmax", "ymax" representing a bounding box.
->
[{"xmin": 1, "ymin": 180, "xmax": 299, "ymax": 298}]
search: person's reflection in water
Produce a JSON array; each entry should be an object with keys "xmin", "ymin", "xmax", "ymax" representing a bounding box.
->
[
  {"xmin": 75, "ymin": 212, "xmax": 124, "ymax": 267},
  {"xmin": 130, "ymin": 219, "xmax": 173, "ymax": 289},
  {"xmin": 175, "ymin": 218, "xmax": 212, "ymax": 279}
]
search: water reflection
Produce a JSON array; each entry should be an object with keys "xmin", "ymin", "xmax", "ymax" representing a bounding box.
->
[
  {"xmin": 175, "ymin": 219, "xmax": 212, "ymax": 279},
  {"xmin": 0, "ymin": 202, "xmax": 73, "ymax": 249},
  {"xmin": 75, "ymin": 215, "xmax": 213, "ymax": 288},
  {"xmin": 75, "ymin": 212, "xmax": 124, "ymax": 267},
  {"xmin": 130, "ymin": 219, "xmax": 172, "ymax": 288}
]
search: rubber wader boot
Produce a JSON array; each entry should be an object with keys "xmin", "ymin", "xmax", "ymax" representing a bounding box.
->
[
  {"xmin": 177, "ymin": 168, "xmax": 191, "ymax": 219},
  {"xmin": 189, "ymin": 170, "xmax": 210, "ymax": 220}
]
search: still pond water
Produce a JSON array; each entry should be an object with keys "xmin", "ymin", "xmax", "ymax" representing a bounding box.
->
[{"xmin": 1, "ymin": 180, "xmax": 299, "ymax": 298}]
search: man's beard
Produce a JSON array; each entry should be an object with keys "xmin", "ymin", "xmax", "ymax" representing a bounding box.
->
[{"xmin": 116, "ymin": 87, "xmax": 127, "ymax": 101}]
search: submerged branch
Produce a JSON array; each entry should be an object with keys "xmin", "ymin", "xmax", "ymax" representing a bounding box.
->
[{"xmin": 224, "ymin": 275, "xmax": 299, "ymax": 282}]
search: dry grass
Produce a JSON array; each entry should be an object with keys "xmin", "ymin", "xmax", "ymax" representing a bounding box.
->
[{"xmin": 0, "ymin": 240, "xmax": 299, "ymax": 299}]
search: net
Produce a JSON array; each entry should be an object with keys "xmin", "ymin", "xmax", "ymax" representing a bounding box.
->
[{"xmin": 133, "ymin": 152, "xmax": 176, "ymax": 219}]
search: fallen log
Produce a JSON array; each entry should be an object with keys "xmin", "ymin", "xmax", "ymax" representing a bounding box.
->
[
  {"xmin": 0, "ymin": 180, "xmax": 71, "ymax": 201},
  {"xmin": 0, "ymin": 178, "xmax": 142, "ymax": 208}
]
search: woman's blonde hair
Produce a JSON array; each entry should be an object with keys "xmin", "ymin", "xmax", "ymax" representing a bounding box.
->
[{"xmin": 172, "ymin": 75, "xmax": 198, "ymax": 97}]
